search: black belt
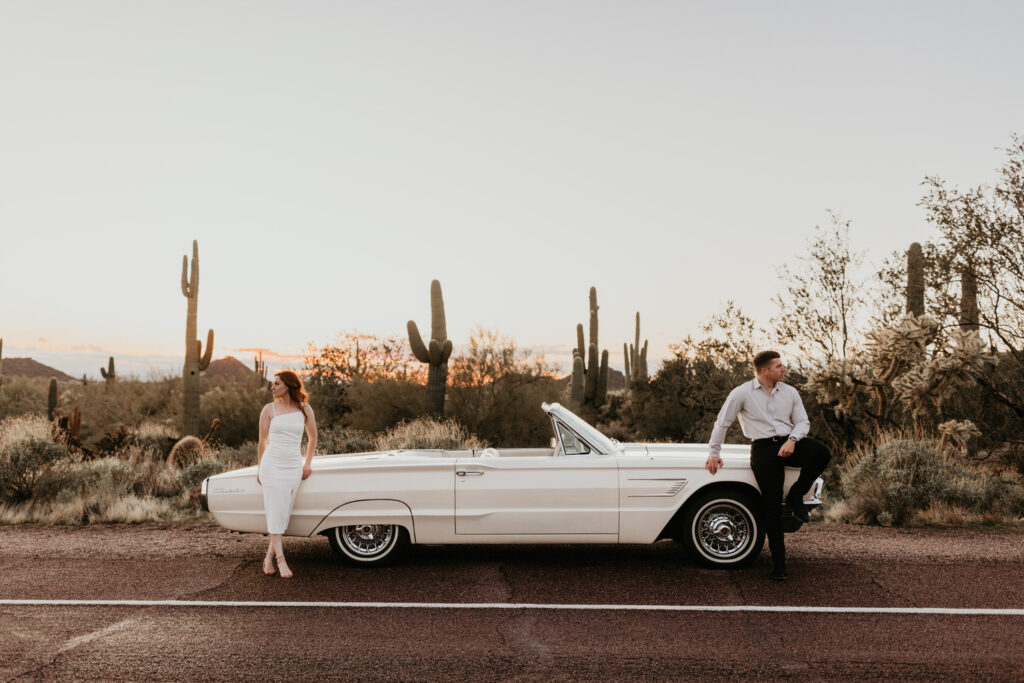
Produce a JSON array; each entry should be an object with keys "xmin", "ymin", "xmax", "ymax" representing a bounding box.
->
[{"xmin": 751, "ymin": 436, "xmax": 787, "ymax": 446}]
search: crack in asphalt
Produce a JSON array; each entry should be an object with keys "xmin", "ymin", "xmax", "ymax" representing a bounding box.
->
[{"xmin": 496, "ymin": 562, "xmax": 517, "ymax": 603}]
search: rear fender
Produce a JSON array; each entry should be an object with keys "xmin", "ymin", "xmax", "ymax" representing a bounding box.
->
[{"xmin": 310, "ymin": 499, "xmax": 416, "ymax": 543}]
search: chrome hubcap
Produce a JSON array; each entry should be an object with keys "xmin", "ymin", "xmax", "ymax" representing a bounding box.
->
[
  {"xmin": 697, "ymin": 503, "xmax": 751, "ymax": 559},
  {"xmin": 341, "ymin": 524, "xmax": 394, "ymax": 556}
]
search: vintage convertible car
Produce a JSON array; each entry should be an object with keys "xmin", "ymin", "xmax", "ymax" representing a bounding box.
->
[{"xmin": 202, "ymin": 402, "xmax": 823, "ymax": 569}]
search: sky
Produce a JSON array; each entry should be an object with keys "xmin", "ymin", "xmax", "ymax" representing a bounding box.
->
[{"xmin": 2, "ymin": 1, "xmax": 1023, "ymax": 380}]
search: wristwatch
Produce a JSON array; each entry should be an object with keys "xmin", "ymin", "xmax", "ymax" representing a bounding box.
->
[{"xmin": 788, "ymin": 435, "xmax": 799, "ymax": 442}]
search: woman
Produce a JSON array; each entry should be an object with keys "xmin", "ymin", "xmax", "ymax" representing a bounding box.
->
[{"xmin": 257, "ymin": 370, "xmax": 317, "ymax": 578}]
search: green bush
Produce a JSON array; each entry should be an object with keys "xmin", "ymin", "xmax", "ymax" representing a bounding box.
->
[
  {"xmin": 0, "ymin": 436, "xmax": 73, "ymax": 502},
  {"xmin": 178, "ymin": 459, "xmax": 228, "ymax": 490},
  {"xmin": 840, "ymin": 437, "xmax": 1024, "ymax": 525}
]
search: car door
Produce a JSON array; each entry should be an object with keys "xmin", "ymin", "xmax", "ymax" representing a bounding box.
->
[{"xmin": 454, "ymin": 420, "xmax": 619, "ymax": 535}]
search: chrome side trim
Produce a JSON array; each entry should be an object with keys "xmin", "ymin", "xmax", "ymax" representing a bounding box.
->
[
  {"xmin": 627, "ymin": 478, "xmax": 687, "ymax": 497},
  {"xmin": 200, "ymin": 478, "xmax": 209, "ymax": 512}
]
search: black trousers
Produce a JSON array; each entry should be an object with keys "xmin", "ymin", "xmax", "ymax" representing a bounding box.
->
[{"xmin": 749, "ymin": 436, "xmax": 831, "ymax": 570}]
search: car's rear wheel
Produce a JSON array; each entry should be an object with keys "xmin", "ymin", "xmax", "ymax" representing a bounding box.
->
[
  {"xmin": 326, "ymin": 524, "xmax": 408, "ymax": 567},
  {"xmin": 679, "ymin": 488, "xmax": 764, "ymax": 568}
]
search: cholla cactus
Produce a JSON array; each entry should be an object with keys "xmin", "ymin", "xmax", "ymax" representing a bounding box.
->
[
  {"xmin": 937, "ymin": 419, "xmax": 981, "ymax": 455},
  {"xmin": 408, "ymin": 279, "xmax": 453, "ymax": 415}
]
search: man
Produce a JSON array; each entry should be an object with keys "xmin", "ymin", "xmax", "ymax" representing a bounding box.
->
[{"xmin": 705, "ymin": 350, "xmax": 830, "ymax": 581}]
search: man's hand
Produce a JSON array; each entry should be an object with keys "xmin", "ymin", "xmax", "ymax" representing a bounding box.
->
[
  {"xmin": 705, "ymin": 455, "xmax": 723, "ymax": 474},
  {"xmin": 777, "ymin": 439, "xmax": 795, "ymax": 458}
]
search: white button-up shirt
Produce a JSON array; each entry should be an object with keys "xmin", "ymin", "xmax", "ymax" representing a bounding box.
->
[{"xmin": 708, "ymin": 379, "xmax": 810, "ymax": 458}]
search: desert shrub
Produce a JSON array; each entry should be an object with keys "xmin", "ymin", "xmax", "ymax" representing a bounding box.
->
[
  {"xmin": 169, "ymin": 436, "xmax": 205, "ymax": 469},
  {"xmin": 95, "ymin": 426, "xmax": 135, "ymax": 457},
  {"xmin": 134, "ymin": 422, "xmax": 178, "ymax": 460},
  {"xmin": 445, "ymin": 328, "xmax": 562, "ymax": 446},
  {"xmin": 316, "ymin": 426, "xmax": 374, "ymax": 455},
  {"xmin": 343, "ymin": 379, "xmax": 427, "ymax": 434},
  {"xmin": 178, "ymin": 459, "xmax": 228, "ymax": 490},
  {"xmin": 374, "ymin": 417, "xmax": 486, "ymax": 451},
  {"xmin": 198, "ymin": 377, "xmax": 270, "ymax": 447},
  {"xmin": 210, "ymin": 440, "xmax": 258, "ymax": 466},
  {"xmin": 839, "ymin": 436, "xmax": 1024, "ymax": 525},
  {"xmin": 0, "ymin": 377, "xmax": 53, "ymax": 421},
  {"xmin": 0, "ymin": 435, "xmax": 72, "ymax": 502}
]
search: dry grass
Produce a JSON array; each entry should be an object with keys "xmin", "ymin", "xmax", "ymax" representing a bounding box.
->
[{"xmin": 373, "ymin": 416, "xmax": 487, "ymax": 451}]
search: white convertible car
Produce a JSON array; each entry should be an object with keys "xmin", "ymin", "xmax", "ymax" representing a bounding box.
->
[{"xmin": 202, "ymin": 403, "xmax": 823, "ymax": 569}]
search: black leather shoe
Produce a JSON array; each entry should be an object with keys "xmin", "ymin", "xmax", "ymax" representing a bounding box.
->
[
  {"xmin": 769, "ymin": 568, "xmax": 787, "ymax": 581},
  {"xmin": 786, "ymin": 495, "xmax": 810, "ymax": 523}
]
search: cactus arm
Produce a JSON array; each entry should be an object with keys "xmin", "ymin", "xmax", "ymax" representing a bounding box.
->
[
  {"xmin": 588, "ymin": 287, "xmax": 599, "ymax": 350},
  {"xmin": 585, "ymin": 343, "xmax": 598, "ymax": 401},
  {"xmin": 640, "ymin": 340, "xmax": 648, "ymax": 379},
  {"xmin": 570, "ymin": 356, "xmax": 585, "ymax": 407},
  {"xmin": 440, "ymin": 339, "xmax": 453, "ymax": 362},
  {"xmin": 198, "ymin": 329, "xmax": 214, "ymax": 371},
  {"xmin": 428, "ymin": 338, "xmax": 441, "ymax": 364},
  {"xmin": 181, "ymin": 255, "xmax": 190, "ymax": 297},
  {"xmin": 407, "ymin": 321, "xmax": 430, "ymax": 363},
  {"xmin": 576, "ymin": 324, "xmax": 585, "ymax": 358},
  {"xmin": 100, "ymin": 367, "xmax": 109, "ymax": 379},
  {"xmin": 430, "ymin": 279, "xmax": 447, "ymax": 341},
  {"xmin": 623, "ymin": 343, "xmax": 631, "ymax": 384},
  {"xmin": 597, "ymin": 350, "xmax": 609, "ymax": 404},
  {"xmin": 634, "ymin": 312, "xmax": 641, "ymax": 360}
]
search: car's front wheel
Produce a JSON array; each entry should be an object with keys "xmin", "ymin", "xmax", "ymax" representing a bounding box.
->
[
  {"xmin": 326, "ymin": 524, "xmax": 408, "ymax": 567},
  {"xmin": 679, "ymin": 488, "xmax": 764, "ymax": 568}
]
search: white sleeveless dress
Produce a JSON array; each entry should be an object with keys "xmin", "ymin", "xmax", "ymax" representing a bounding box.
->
[{"xmin": 260, "ymin": 403, "xmax": 305, "ymax": 534}]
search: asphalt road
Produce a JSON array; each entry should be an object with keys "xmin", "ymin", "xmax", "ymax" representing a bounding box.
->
[{"xmin": 2, "ymin": 524, "xmax": 1023, "ymax": 681}]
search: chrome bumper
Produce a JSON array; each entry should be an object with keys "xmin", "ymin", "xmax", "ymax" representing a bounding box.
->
[{"xmin": 200, "ymin": 477, "xmax": 209, "ymax": 512}]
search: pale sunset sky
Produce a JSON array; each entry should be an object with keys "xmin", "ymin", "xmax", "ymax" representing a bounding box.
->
[{"xmin": 2, "ymin": 1, "xmax": 1022, "ymax": 379}]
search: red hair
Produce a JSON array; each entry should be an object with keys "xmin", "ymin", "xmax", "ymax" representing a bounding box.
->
[{"xmin": 275, "ymin": 370, "xmax": 309, "ymax": 423}]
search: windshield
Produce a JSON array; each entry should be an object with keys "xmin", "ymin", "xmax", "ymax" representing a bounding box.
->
[{"xmin": 544, "ymin": 403, "xmax": 617, "ymax": 454}]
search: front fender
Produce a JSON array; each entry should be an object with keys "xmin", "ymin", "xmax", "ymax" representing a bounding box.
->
[{"xmin": 310, "ymin": 499, "xmax": 416, "ymax": 543}]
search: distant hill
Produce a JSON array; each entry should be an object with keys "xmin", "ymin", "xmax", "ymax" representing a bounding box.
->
[
  {"xmin": 1, "ymin": 358, "xmax": 77, "ymax": 381},
  {"xmin": 556, "ymin": 367, "xmax": 627, "ymax": 392},
  {"xmin": 201, "ymin": 356, "xmax": 255, "ymax": 379}
]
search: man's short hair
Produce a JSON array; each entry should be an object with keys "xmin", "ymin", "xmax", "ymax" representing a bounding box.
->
[{"xmin": 753, "ymin": 350, "xmax": 781, "ymax": 373}]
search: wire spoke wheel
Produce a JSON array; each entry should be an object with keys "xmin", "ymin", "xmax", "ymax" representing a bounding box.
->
[
  {"xmin": 696, "ymin": 503, "xmax": 751, "ymax": 559},
  {"xmin": 341, "ymin": 524, "xmax": 394, "ymax": 556}
]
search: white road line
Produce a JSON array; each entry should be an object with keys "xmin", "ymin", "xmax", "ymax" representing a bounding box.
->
[{"xmin": 1, "ymin": 600, "xmax": 1022, "ymax": 616}]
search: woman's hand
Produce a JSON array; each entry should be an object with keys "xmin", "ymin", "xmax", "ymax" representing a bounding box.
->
[{"xmin": 302, "ymin": 463, "xmax": 312, "ymax": 480}]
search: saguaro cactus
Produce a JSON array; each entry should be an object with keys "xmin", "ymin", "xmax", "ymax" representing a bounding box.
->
[
  {"xmin": 254, "ymin": 352, "xmax": 269, "ymax": 389},
  {"xmin": 47, "ymin": 377, "xmax": 57, "ymax": 420},
  {"xmin": 100, "ymin": 357, "xmax": 116, "ymax": 382},
  {"xmin": 181, "ymin": 240, "xmax": 214, "ymax": 436},
  {"xmin": 959, "ymin": 266, "xmax": 979, "ymax": 331},
  {"xmin": 906, "ymin": 242, "xmax": 925, "ymax": 316},
  {"xmin": 570, "ymin": 287, "xmax": 609, "ymax": 410},
  {"xmin": 623, "ymin": 312, "xmax": 649, "ymax": 388},
  {"xmin": 408, "ymin": 279, "xmax": 453, "ymax": 415}
]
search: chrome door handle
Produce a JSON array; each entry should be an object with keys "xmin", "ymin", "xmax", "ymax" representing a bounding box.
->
[{"xmin": 456, "ymin": 470, "xmax": 485, "ymax": 477}]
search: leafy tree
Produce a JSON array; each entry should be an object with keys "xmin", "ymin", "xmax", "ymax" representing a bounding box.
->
[
  {"xmin": 446, "ymin": 327, "xmax": 561, "ymax": 446},
  {"xmin": 772, "ymin": 212, "xmax": 866, "ymax": 363}
]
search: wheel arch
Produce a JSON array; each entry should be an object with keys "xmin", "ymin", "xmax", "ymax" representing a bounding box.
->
[
  {"xmin": 310, "ymin": 498, "xmax": 416, "ymax": 543},
  {"xmin": 656, "ymin": 481, "xmax": 761, "ymax": 541}
]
